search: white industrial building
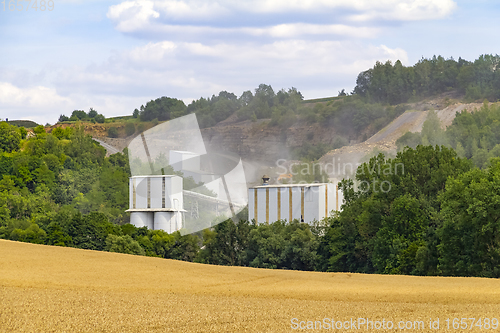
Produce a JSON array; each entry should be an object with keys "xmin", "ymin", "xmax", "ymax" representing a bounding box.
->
[
  {"xmin": 126, "ymin": 175, "xmax": 185, "ymax": 233},
  {"xmin": 248, "ymin": 183, "xmax": 342, "ymax": 225}
]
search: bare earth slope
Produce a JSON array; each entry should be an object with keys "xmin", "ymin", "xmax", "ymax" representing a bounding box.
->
[
  {"xmin": 319, "ymin": 100, "xmax": 486, "ymax": 172},
  {"xmin": 1, "ymin": 240, "xmax": 499, "ymax": 332}
]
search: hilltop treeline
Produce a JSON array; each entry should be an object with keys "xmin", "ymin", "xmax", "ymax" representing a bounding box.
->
[
  {"xmin": 133, "ymin": 84, "xmax": 305, "ymax": 129},
  {"xmin": 355, "ymin": 54, "xmax": 500, "ymax": 104},
  {"xmin": 59, "ymin": 108, "xmax": 106, "ymax": 123}
]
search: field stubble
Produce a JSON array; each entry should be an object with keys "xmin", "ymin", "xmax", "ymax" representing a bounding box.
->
[{"xmin": 1, "ymin": 240, "xmax": 499, "ymax": 332}]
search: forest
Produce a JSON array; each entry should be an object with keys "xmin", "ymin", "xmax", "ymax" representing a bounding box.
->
[
  {"xmin": 354, "ymin": 54, "xmax": 500, "ymax": 104},
  {"xmin": 2, "ymin": 54, "xmax": 500, "ymax": 277}
]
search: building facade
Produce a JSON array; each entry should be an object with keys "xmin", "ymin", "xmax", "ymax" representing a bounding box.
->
[
  {"xmin": 126, "ymin": 175, "xmax": 185, "ymax": 233},
  {"xmin": 248, "ymin": 183, "xmax": 342, "ymax": 224}
]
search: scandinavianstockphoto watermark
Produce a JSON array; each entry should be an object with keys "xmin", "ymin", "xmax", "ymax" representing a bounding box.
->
[
  {"xmin": 291, "ymin": 317, "xmax": 499, "ymax": 330},
  {"xmin": 276, "ymin": 158, "xmax": 405, "ymax": 193}
]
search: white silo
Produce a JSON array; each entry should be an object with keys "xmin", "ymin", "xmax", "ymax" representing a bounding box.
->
[
  {"xmin": 248, "ymin": 180, "xmax": 340, "ymax": 225},
  {"xmin": 127, "ymin": 175, "xmax": 185, "ymax": 233}
]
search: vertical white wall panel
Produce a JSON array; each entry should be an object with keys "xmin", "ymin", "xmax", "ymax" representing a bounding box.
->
[
  {"xmin": 291, "ymin": 186, "xmax": 302, "ymax": 221},
  {"xmin": 304, "ymin": 186, "xmax": 319, "ymax": 222},
  {"xmin": 134, "ymin": 177, "xmax": 148, "ymax": 209},
  {"xmin": 248, "ymin": 188, "xmax": 255, "ymax": 222},
  {"xmin": 257, "ymin": 188, "xmax": 267, "ymax": 224},
  {"xmin": 150, "ymin": 177, "xmax": 163, "ymax": 209},
  {"xmin": 328, "ymin": 183, "xmax": 337, "ymax": 213},
  {"xmin": 129, "ymin": 178, "xmax": 134, "ymax": 210},
  {"xmin": 269, "ymin": 187, "xmax": 278, "ymax": 223},
  {"xmin": 317, "ymin": 184, "xmax": 326, "ymax": 220},
  {"xmin": 171, "ymin": 176, "xmax": 183, "ymax": 210}
]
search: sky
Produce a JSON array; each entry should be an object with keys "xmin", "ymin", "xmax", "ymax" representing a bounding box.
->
[{"xmin": 0, "ymin": 0, "xmax": 499, "ymax": 124}]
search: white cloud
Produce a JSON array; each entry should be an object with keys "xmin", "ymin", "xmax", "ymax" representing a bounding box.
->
[
  {"xmin": 0, "ymin": 37, "xmax": 409, "ymax": 124},
  {"xmin": 51, "ymin": 39, "xmax": 407, "ymax": 99},
  {"xmin": 120, "ymin": 23, "xmax": 380, "ymax": 39},
  {"xmin": 107, "ymin": 0, "xmax": 457, "ymax": 37},
  {"xmin": 107, "ymin": 1, "xmax": 160, "ymax": 32},
  {"xmin": 0, "ymin": 82, "xmax": 70, "ymax": 109},
  {"xmin": 0, "ymin": 82, "xmax": 73, "ymax": 123},
  {"xmin": 348, "ymin": 0, "xmax": 458, "ymax": 21},
  {"xmin": 242, "ymin": 23, "xmax": 379, "ymax": 39}
]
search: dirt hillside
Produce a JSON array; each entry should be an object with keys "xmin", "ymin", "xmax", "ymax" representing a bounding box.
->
[
  {"xmin": 1, "ymin": 240, "xmax": 499, "ymax": 332},
  {"xmin": 318, "ymin": 98, "xmax": 487, "ymax": 174}
]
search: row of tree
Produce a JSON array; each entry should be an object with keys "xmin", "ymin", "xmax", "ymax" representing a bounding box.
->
[
  {"xmin": 132, "ymin": 84, "xmax": 305, "ymax": 129},
  {"xmin": 355, "ymin": 54, "xmax": 500, "ymax": 104},
  {"xmin": 59, "ymin": 108, "xmax": 106, "ymax": 123}
]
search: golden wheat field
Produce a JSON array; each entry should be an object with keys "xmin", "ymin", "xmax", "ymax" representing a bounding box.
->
[{"xmin": 1, "ymin": 240, "xmax": 499, "ymax": 332}]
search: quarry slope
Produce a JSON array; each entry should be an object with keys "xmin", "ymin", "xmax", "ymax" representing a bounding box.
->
[
  {"xmin": 1, "ymin": 240, "xmax": 499, "ymax": 332},
  {"xmin": 318, "ymin": 100, "xmax": 485, "ymax": 170}
]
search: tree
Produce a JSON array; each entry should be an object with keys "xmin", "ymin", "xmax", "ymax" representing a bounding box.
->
[
  {"xmin": 88, "ymin": 108, "xmax": 98, "ymax": 119},
  {"xmin": 94, "ymin": 114, "xmax": 105, "ymax": 123},
  {"xmin": 318, "ymin": 145, "xmax": 471, "ymax": 274},
  {"xmin": 139, "ymin": 97, "xmax": 187, "ymax": 122},
  {"xmin": 105, "ymin": 234, "xmax": 145, "ymax": 255},
  {"xmin": 437, "ymin": 161, "xmax": 500, "ymax": 277},
  {"xmin": 125, "ymin": 123, "xmax": 135, "ymax": 136},
  {"xmin": 108, "ymin": 127, "xmax": 118, "ymax": 138},
  {"xmin": 45, "ymin": 222, "xmax": 73, "ymax": 246},
  {"xmin": 58, "ymin": 114, "xmax": 69, "ymax": 122},
  {"xmin": 165, "ymin": 231, "xmax": 200, "ymax": 262},
  {"xmin": 71, "ymin": 110, "xmax": 87, "ymax": 120},
  {"xmin": 0, "ymin": 122, "xmax": 21, "ymax": 153},
  {"xmin": 66, "ymin": 212, "xmax": 120, "ymax": 251},
  {"xmin": 197, "ymin": 219, "xmax": 254, "ymax": 266},
  {"xmin": 133, "ymin": 109, "xmax": 139, "ymax": 118},
  {"xmin": 10, "ymin": 223, "xmax": 47, "ymax": 244}
]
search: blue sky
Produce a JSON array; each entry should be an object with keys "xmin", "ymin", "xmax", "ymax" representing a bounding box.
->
[{"xmin": 0, "ymin": 0, "xmax": 499, "ymax": 124}]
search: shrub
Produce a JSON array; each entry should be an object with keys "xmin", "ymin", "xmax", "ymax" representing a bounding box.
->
[
  {"xmin": 125, "ymin": 123, "xmax": 135, "ymax": 136},
  {"xmin": 108, "ymin": 127, "xmax": 118, "ymax": 138}
]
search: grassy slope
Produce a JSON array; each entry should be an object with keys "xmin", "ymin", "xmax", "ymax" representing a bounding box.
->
[{"xmin": 1, "ymin": 240, "xmax": 499, "ymax": 332}]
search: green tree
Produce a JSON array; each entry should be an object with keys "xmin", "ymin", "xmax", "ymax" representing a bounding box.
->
[
  {"xmin": 94, "ymin": 114, "xmax": 105, "ymax": 123},
  {"xmin": 165, "ymin": 231, "xmax": 200, "ymax": 262},
  {"xmin": 0, "ymin": 122, "xmax": 22, "ymax": 153},
  {"xmin": 105, "ymin": 234, "xmax": 145, "ymax": 255},
  {"xmin": 125, "ymin": 123, "xmax": 135, "ymax": 136},
  {"xmin": 108, "ymin": 127, "xmax": 118, "ymax": 138},
  {"xmin": 437, "ymin": 161, "xmax": 500, "ymax": 277},
  {"xmin": 88, "ymin": 108, "xmax": 98, "ymax": 119}
]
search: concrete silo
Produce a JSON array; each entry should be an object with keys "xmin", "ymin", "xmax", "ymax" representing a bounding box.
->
[
  {"xmin": 248, "ymin": 182, "xmax": 342, "ymax": 225},
  {"xmin": 127, "ymin": 175, "xmax": 185, "ymax": 233}
]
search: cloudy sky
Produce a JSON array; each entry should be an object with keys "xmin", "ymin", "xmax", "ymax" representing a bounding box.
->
[{"xmin": 0, "ymin": 0, "xmax": 498, "ymax": 124}]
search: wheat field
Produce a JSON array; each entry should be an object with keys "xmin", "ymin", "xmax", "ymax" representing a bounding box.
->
[{"xmin": 1, "ymin": 240, "xmax": 499, "ymax": 332}]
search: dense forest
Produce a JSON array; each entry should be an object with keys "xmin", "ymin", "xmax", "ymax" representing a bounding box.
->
[
  {"xmin": 3, "ymin": 54, "xmax": 500, "ymax": 277},
  {"xmin": 354, "ymin": 54, "xmax": 500, "ymax": 104}
]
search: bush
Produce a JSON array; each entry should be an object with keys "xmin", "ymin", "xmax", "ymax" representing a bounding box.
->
[
  {"xmin": 137, "ymin": 123, "xmax": 145, "ymax": 133},
  {"xmin": 105, "ymin": 234, "xmax": 145, "ymax": 255},
  {"xmin": 58, "ymin": 114, "xmax": 69, "ymax": 122},
  {"xmin": 125, "ymin": 123, "xmax": 135, "ymax": 136},
  {"xmin": 95, "ymin": 114, "xmax": 105, "ymax": 123},
  {"xmin": 108, "ymin": 127, "xmax": 118, "ymax": 138}
]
